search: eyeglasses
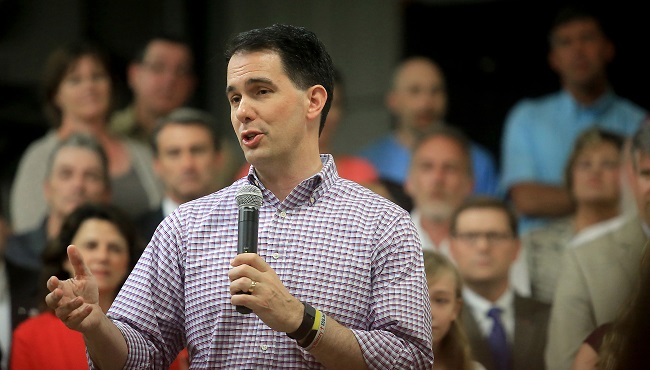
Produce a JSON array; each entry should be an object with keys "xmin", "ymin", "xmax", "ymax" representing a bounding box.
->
[
  {"xmin": 452, "ymin": 231, "xmax": 514, "ymax": 245},
  {"xmin": 141, "ymin": 61, "xmax": 192, "ymax": 78}
]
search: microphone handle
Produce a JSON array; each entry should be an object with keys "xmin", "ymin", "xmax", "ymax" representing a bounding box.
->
[{"xmin": 237, "ymin": 207, "xmax": 259, "ymax": 314}]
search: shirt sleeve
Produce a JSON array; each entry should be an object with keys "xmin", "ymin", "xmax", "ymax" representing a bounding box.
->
[
  {"xmin": 352, "ymin": 211, "xmax": 434, "ymax": 369},
  {"xmin": 545, "ymin": 248, "xmax": 595, "ymax": 370},
  {"xmin": 470, "ymin": 143, "xmax": 500, "ymax": 197},
  {"xmin": 500, "ymin": 101, "xmax": 538, "ymax": 195},
  {"xmin": 89, "ymin": 212, "xmax": 187, "ymax": 370}
]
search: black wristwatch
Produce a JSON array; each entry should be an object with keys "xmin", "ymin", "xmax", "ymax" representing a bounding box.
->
[{"xmin": 286, "ymin": 301, "xmax": 316, "ymax": 341}]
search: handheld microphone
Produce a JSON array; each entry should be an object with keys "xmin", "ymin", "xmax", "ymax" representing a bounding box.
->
[{"xmin": 235, "ymin": 184, "xmax": 263, "ymax": 314}]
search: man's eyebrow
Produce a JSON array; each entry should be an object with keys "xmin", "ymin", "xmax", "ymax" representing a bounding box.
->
[{"xmin": 226, "ymin": 77, "xmax": 276, "ymax": 95}]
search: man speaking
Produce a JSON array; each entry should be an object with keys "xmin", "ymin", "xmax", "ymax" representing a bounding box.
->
[{"xmin": 45, "ymin": 24, "xmax": 433, "ymax": 369}]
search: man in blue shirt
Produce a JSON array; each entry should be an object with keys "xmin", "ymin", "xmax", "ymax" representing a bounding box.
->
[{"xmin": 500, "ymin": 5, "xmax": 647, "ymax": 234}]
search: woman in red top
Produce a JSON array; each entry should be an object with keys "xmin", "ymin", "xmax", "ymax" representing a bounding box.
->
[{"xmin": 10, "ymin": 203, "xmax": 188, "ymax": 369}]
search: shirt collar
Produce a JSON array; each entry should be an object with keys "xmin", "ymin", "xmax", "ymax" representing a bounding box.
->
[
  {"xmin": 162, "ymin": 197, "xmax": 180, "ymax": 217},
  {"xmin": 246, "ymin": 154, "xmax": 339, "ymax": 209},
  {"xmin": 463, "ymin": 285, "xmax": 514, "ymax": 315},
  {"xmin": 561, "ymin": 88, "xmax": 616, "ymax": 115}
]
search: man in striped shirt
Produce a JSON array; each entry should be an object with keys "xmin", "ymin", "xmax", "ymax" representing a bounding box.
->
[{"xmin": 46, "ymin": 24, "xmax": 433, "ymax": 369}]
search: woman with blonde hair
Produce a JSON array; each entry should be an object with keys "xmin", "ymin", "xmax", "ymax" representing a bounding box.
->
[{"xmin": 423, "ymin": 250, "xmax": 486, "ymax": 370}]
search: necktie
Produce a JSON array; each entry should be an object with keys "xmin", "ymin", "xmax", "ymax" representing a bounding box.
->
[{"xmin": 487, "ymin": 307, "xmax": 510, "ymax": 370}]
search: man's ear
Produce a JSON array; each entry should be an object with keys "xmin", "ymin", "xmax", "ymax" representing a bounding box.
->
[{"xmin": 306, "ymin": 85, "xmax": 327, "ymax": 122}]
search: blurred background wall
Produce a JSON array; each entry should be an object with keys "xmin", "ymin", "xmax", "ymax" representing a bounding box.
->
[{"xmin": 1, "ymin": 0, "xmax": 647, "ymax": 218}]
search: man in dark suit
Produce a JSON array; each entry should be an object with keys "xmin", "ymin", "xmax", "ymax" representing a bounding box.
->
[
  {"xmin": 138, "ymin": 107, "xmax": 224, "ymax": 243},
  {"xmin": 450, "ymin": 197, "xmax": 549, "ymax": 370}
]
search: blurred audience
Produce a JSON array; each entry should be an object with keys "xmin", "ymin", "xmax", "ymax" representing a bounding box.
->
[
  {"xmin": 423, "ymin": 250, "xmax": 486, "ymax": 370},
  {"xmin": 5, "ymin": 133, "xmax": 111, "ymax": 271},
  {"xmin": 138, "ymin": 107, "xmax": 224, "ymax": 243},
  {"xmin": 500, "ymin": 5, "xmax": 647, "ymax": 234},
  {"xmin": 407, "ymin": 128, "xmax": 529, "ymax": 296},
  {"xmin": 359, "ymin": 56, "xmax": 499, "ymax": 208},
  {"xmin": 9, "ymin": 203, "xmax": 143, "ymax": 369},
  {"xmin": 524, "ymin": 128, "xmax": 626, "ymax": 304},
  {"xmin": 406, "ymin": 126, "xmax": 474, "ymax": 257},
  {"xmin": 546, "ymin": 124, "xmax": 650, "ymax": 370},
  {"xmin": 450, "ymin": 197, "xmax": 549, "ymax": 370},
  {"xmin": 9, "ymin": 41, "xmax": 162, "ymax": 232},
  {"xmin": 109, "ymin": 35, "xmax": 196, "ymax": 143}
]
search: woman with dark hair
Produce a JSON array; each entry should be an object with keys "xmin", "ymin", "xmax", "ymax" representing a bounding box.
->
[
  {"xmin": 9, "ymin": 203, "xmax": 143, "ymax": 369},
  {"xmin": 10, "ymin": 42, "xmax": 162, "ymax": 234},
  {"xmin": 10, "ymin": 203, "xmax": 188, "ymax": 370},
  {"xmin": 423, "ymin": 250, "xmax": 486, "ymax": 370}
]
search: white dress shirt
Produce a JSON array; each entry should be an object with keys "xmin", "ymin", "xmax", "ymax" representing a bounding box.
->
[{"xmin": 463, "ymin": 286, "xmax": 515, "ymax": 343}]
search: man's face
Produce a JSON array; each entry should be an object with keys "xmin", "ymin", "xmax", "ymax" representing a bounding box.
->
[
  {"xmin": 44, "ymin": 147, "xmax": 110, "ymax": 219},
  {"xmin": 154, "ymin": 123, "xmax": 222, "ymax": 204},
  {"xmin": 633, "ymin": 152, "xmax": 650, "ymax": 225},
  {"xmin": 226, "ymin": 50, "xmax": 320, "ymax": 169},
  {"xmin": 450, "ymin": 208, "xmax": 519, "ymax": 286},
  {"xmin": 571, "ymin": 141, "xmax": 621, "ymax": 205},
  {"xmin": 405, "ymin": 136, "xmax": 473, "ymax": 221},
  {"xmin": 548, "ymin": 18, "xmax": 614, "ymax": 89},
  {"xmin": 130, "ymin": 40, "xmax": 195, "ymax": 116},
  {"xmin": 387, "ymin": 59, "xmax": 447, "ymax": 132}
]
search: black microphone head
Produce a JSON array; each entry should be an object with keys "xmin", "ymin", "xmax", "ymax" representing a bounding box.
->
[{"xmin": 235, "ymin": 184, "xmax": 263, "ymax": 209}]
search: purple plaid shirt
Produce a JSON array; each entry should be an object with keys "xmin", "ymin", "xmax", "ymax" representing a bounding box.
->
[{"xmin": 95, "ymin": 154, "xmax": 433, "ymax": 369}]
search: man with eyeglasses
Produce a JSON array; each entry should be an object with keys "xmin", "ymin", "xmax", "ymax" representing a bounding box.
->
[
  {"xmin": 110, "ymin": 35, "xmax": 197, "ymax": 143},
  {"xmin": 449, "ymin": 196, "xmax": 550, "ymax": 370},
  {"xmin": 405, "ymin": 127, "xmax": 530, "ymax": 297}
]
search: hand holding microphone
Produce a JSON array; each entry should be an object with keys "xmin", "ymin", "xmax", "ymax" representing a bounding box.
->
[{"xmin": 234, "ymin": 184, "xmax": 263, "ymax": 314}]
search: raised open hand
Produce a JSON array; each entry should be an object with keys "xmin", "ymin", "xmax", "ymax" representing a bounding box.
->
[{"xmin": 45, "ymin": 245, "xmax": 102, "ymax": 333}]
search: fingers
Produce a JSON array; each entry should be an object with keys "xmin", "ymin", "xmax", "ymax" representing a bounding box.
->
[
  {"xmin": 55, "ymin": 296, "xmax": 84, "ymax": 319},
  {"xmin": 45, "ymin": 287, "xmax": 63, "ymax": 310},
  {"xmin": 47, "ymin": 276, "xmax": 60, "ymax": 292},
  {"xmin": 228, "ymin": 262, "xmax": 263, "ymax": 283},
  {"xmin": 59, "ymin": 301, "xmax": 94, "ymax": 328},
  {"xmin": 229, "ymin": 277, "xmax": 257, "ymax": 295},
  {"xmin": 67, "ymin": 245, "xmax": 92, "ymax": 278},
  {"xmin": 230, "ymin": 253, "xmax": 270, "ymax": 272}
]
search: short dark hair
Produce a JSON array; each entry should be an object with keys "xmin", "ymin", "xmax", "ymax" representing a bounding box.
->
[
  {"xmin": 224, "ymin": 24, "xmax": 334, "ymax": 134},
  {"xmin": 42, "ymin": 42, "xmax": 114, "ymax": 128},
  {"xmin": 150, "ymin": 107, "xmax": 221, "ymax": 155},
  {"xmin": 45, "ymin": 132, "xmax": 111, "ymax": 191},
  {"xmin": 549, "ymin": 4, "xmax": 608, "ymax": 44},
  {"xmin": 134, "ymin": 34, "xmax": 194, "ymax": 64},
  {"xmin": 39, "ymin": 203, "xmax": 144, "ymax": 311},
  {"xmin": 450, "ymin": 196, "xmax": 519, "ymax": 237}
]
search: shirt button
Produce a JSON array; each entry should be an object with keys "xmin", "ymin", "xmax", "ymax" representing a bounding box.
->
[
  {"xmin": 310, "ymin": 197, "xmax": 315, "ymax": 204},
  {"xmin": 279, "ymin": 210, "xmax": 287, "ymax": 218},
  {"xmin": 272, "ymin": 252, "xmax": 280, "ymax": 259},
  {"xmin": 261, "ymin": 344, "xmax": 268, "ymax": 351}
]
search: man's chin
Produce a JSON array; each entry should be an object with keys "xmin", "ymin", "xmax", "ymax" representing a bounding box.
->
[{"xmin": 421, "ymin": 203, "xmax": 453, "ymax": 221}]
